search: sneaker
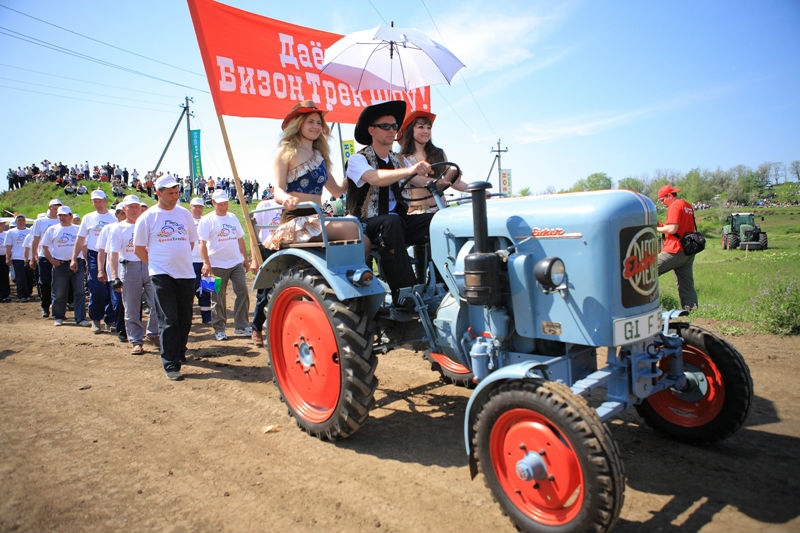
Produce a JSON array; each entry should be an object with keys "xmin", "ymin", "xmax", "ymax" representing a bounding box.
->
[
  {"xmin": 117, "ymin": 332, "xmax": 128, "ymax": 343},
  {"xmin": 144, "ymin": 335, "xmax": 160, "ymax": 345},
  {"xmin": 214, "ymin": 330, "xmax": 228, "ymax": 341},
  {"xmin": 251, "ymin": 329, "xmax": 264, "ymax": 347},
  {"xmin": 77, "ymin": 320, "xmax": 91, "ymax": 327},
  {"xmin": 91, "ymin": 320, "xmax": 103, "ymax": 334},
  {"xmin": 42, "ymin": 309, "xmax": 50, "ymax": 318},
  {"xmin": 131, "ymin": 344, "xmax": 144, "ymax": 356},
  {"xmin": 234, "ymin": 327, "xmax": 253, "ymax": 336},
  {"xmin": 165, "ymin": 370, "xmax": 183, "ymax": 381},
  {"xmin": 54, "ymin": 319, "xmax": 63, "ymax": 326}
]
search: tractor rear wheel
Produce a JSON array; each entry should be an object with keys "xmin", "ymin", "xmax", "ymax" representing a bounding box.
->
[
  {"xmin": 266, "ymin": 267, "xmax": 377, "ymax": 440},
  {"xmin": 635, "ymin": 322, "xmax": 753, "ymax": 444},
  {"xmin": 724, "ymin": 233, "xmax": 739, "ymax": 250},
  {"xmin": 474, "ymin": 380, "xmax": 624, "ymax": 533},
  {"xmin": 759, "ymin": 233, "xmax": 768, "ymax": 249}
]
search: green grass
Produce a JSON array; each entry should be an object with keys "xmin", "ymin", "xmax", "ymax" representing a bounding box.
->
[{"xmin": 660, "ymin": 207, "xmax": 800, "ymax": 335}]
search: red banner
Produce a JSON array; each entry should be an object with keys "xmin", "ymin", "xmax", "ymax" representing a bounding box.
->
[{"xmin": 187, "ymin": 0, "xmax": 430, "ymax": 124}]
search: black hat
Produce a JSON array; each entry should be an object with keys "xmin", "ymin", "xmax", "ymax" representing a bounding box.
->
[{"xmin": 354, "ymin": 100, "xmax": 406, "ymax": 146}]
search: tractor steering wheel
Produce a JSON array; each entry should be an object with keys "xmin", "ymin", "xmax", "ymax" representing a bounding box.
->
[{"xmin": 398, "ymin": 161, "xmax": 461, "ymax": 203}]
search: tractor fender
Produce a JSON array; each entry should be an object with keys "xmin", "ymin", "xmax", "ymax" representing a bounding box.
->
[
  {"xmin": 252, "ymin": 247, "xmax": 386, "ymax": 304},
  {"xmin": 463, "ymin": 361, "xmax": 549, "ymax": 477}
]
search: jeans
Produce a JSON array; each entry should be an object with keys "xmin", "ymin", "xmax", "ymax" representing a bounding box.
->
[
  {"xmin": 51, "ymin": 259, "xmax": 86, "ymax": 322},
  {"xmin": 658, "ymin": 251, "xmax": 698, "ymax": 309},
  {"xmin": 150, "ymin": 274, "xmax": 195, "ymax": 372},
  {"xmin": 11, "ymin": 259, "xmax": 33, "ymax": 299},
  {"xmin": 251, "ymin": 245, "xmax": 273, "ymax": 332},
  {"xmin": 37, "ymin": 257, "xmax": 53, "ymax": 312},
  {"xmin": 86, "ymin": 250, "xmax": 113, "ymax": 323},
  {"xmin": 192, "ymin": 262, "xmax": 212, "ymax": 323}
]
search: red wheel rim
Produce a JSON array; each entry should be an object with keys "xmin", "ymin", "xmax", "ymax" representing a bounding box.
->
[
  {"xmin": 269, "ymin": 286, "xmax": 341, "ymax": 424},
  {"xmin": 490, "ymin": 408, "xmax": 584, "ymax": 526},
  {"xmin": 647, "ymin": 345, "xmax": 725, "ymax": 427}
]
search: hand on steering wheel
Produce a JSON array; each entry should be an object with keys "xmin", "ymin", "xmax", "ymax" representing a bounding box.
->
[{"xmin": 398, "ymin": 161, "xmax": 461, "ymax": 202}]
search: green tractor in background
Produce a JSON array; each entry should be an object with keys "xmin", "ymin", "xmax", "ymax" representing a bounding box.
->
[{"xmin": 722, "ymin": 212, "xmax": 768, "ymax": 250}]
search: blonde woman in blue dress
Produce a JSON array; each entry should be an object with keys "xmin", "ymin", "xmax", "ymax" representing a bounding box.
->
[{"xmin": 265, "ymin": 100, "xmax": 363, "ymax": 250}]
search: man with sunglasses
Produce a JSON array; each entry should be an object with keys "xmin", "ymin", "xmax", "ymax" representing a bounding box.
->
[{"xmin": 346, "ymin": 100, "xmax": 436, "ymax": 308}]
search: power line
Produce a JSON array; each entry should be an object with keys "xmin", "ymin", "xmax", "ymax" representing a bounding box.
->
[
  {"xmin": 0, "ymin": 3, "xmax": 204, "ymax": 78},
  {"xmin": 0, "ymin": 26, "xmax": 208, "ymax": 93},
  {"xmin": 0, "ymin": 83, "xmax": 177, "ymax": 113},
  {"xmin": 0, "ymin": 62, "xmax": 181, "ymax": 99}
]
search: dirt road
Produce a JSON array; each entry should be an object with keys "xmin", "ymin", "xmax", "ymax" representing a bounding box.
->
[{"xmin": 1, "ymin": 298, "xmax": 799, "ymax": 533}]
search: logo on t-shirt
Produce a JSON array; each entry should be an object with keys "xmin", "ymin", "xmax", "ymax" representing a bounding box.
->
[{"xmin": 157, "ymin": 220, "xmax": 187, "ymax": 238}]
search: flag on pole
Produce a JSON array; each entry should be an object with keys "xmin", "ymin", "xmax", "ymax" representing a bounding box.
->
[
  {"xmin": 187, "ymin": 0, "xmax": 430, "ymax": 124},
  {"xmin": 190, "ymin": 129, "xmax": 203, "ymax": 179}
]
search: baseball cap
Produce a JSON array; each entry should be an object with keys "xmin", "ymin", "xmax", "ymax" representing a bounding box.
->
[
  {"xmin": 49, "ymin": 198, "xmax": 63, "ymax": 207},
  {"xmin": 190, "ymin": 197, "xmax": 205, "ymax": 207},
  {"xmin": 114, "ymin": 204, "xmax": 125, "ymax": 213},
  {"xmin": 657, "ymin": 185, "xmax": 681, "ymax": 199},
  {"xmin": 57, "ymin": 206, "xmax": 72, "ymax": 216},
  {"xmin": 121, "ymin": 194, "xmax": 141, "ymax": 207},
  {"xmin": 90, "ymin": 189, "xmax": 107, "ymax": 200},
  {"xmin": 211, "ymin": 189, "xmax": 229, "ymax": 203},
  {"xmin": 155, "ymin": 175, "xmax": 179, "ymax": 189}
]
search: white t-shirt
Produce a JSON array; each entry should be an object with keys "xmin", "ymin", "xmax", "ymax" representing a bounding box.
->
[
  {"xmin": 197, "ymin": 211, "xmax": 245, "ymax": 269},
  {"xmin": 108, "ymin": 221, "xmax": 138, "ymax": 263},
  {"xmin": 133, "ymin": 204, "xmax": 197, "ymax": 279},
  {"xmin": 4, "ymin": 227, "xmax": 30, "ymax": 260},
  {"xmin": 191, "ymin": 217, "xmax": 202, "ymax": 262},
  {"xmin": 41, "ymin": 223, "xmax": 83, "ymax": 261},
  {"xmin": 97, "ymin": 221, "xmax": 120, "ymax": 279},
  {"xmin": 23, "ymin": 231, "xmax": 33, "ymax": 261},
  {"xmin": 31, "ymin": 216, "xmax": 59, "ymax": 257},
  {"xmin": 77, "ymin": 210, "xmax": 117, "ymax": 251},
  {"xmin": 253, "ymin": 199, "xmax": 281, "ymax": 243}
]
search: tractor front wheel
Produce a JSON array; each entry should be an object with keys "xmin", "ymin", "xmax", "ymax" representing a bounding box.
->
[
  {"xmin": 635, "ymin": 322, "xmax": 753, "ymax": 444},
  {"xmin": 474, "ymin": 380, "xmax": 624, "ymax": 533},
  {"xmin": 266, "ymin": 267, "xmax": 377, "ymax": 440}
]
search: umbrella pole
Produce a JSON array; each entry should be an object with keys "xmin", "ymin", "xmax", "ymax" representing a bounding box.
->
[
  {"xmin": 216, "ymin": 114, "xmax": 263, "ymax": 269},
  {"xmin": 336, "ymin": 122, "xmax": 348, "ymax": 180}
]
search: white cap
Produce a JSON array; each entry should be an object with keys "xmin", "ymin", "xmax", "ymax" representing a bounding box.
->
[
  {"xmin": 121, "ymin": 194, "xmax": 141, "ymax": 207},
  {"xmin": 211, "ymin": 189, "xmax": 229, "ymax": 203},
  {"xmin": 155, "ymin": 175, "xmax": 179, "ymax": 189},
  {"xmin": 114, "ymin": 204, "xmax": 125, "ymax": 213},
  {"xmin": 49, "ymin": 198, "xmax": 63, "ymax": 207},
  {"xmin": 90, "ymin": 189, "xmax": 107, "ymax": 200},
  {"xmin": 56, "ymin": 206, "xmax": 72, "ymax": 216},
  {"xmin": 190, "ymin": 197, "xmax": 205, "ymax": 207}
]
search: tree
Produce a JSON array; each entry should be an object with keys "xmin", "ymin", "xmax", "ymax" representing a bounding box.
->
[
  {"xmin": 584, "ymin": 172, "xmax": 613, "ymax": 190},
  {"xmin": 792, "ymin": 161, "xmax": 800, "ymax": 182},
  {"xmin": 617, "ymin": 177, "xmax": 645, "ymax": 193},
  {"xmin": 516, "ymin": 186, "xmax": 532, "ymax": 196}
]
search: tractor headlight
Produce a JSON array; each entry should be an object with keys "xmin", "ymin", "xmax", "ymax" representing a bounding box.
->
[
  {"xmin": 533, "ymin": 257, "xmax": 567, "ymax": 293},
  {"xmin": 347, "ymin": 267, "xmax": 374, "ymax": 287}
]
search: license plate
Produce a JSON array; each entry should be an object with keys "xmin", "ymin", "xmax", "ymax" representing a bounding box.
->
[{"xmin": 613, "ymin": 310, "xmax": 662, "ymax": 345}]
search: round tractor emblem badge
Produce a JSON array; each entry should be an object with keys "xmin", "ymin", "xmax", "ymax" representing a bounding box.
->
[{"xmin": 622, "ymin": 227, "xmax": 659, "ymax": 297}]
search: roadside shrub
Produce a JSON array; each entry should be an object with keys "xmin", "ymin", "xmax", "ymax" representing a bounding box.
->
[{"xmin": 753, "ymin": 278, "xmax": 800, "ymax": 335}]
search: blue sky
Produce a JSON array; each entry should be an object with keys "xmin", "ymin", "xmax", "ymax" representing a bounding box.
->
[{"xmin": 1, "ymin": 0, "xmax": 798, "ymax": 195}]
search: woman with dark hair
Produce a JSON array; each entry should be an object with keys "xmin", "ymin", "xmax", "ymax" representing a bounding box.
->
[
  {"xmin": 397, "ymin": 110, "xmax": 467, "ymax": 213},
  {"xmin": 264, "ymin": 100, "xmax": 362, "ymax": 250}
]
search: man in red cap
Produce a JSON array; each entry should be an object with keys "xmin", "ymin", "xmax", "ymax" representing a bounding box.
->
[{"xmin": 656, "ymin": 184, "xmax": 698, "ymax": 310}]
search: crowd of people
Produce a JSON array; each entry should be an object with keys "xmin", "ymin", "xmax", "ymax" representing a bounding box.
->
[{"xmin": 2, "ymin": 98, "xmax": 471, "ymax": 379}]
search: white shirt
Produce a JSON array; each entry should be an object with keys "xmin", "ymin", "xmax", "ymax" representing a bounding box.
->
[
  {"xmin": 31, "ymin": 216, "xmax": 60, "ymax": 257},
  {"xmin": 97, "ymin": 221, "xmax": 120, "ymax": 279},
  {"xmin": 191, "ymin": 217, "xmax": 202, "ymax": 262},
  {"xmin": 346, "ymin": 152, "xmax": 398, "ymax": 212},
  {"xmin": 253, "ymin": 199, "xmax": 281, "ymax": 243},
  {"xmin": 197, "ymin": 211, "xmax": 245, "ymax": 269},
  {"xmin": 109, "ymin": 221, "xmax": 139, "ymax": 263},
  {"xmin": 77, "ymin": 210, "xmax": 117, "ymax": 251},
  {"xmin": 133, "ymin": 204, "xmax": 197, "ymax": 279},
  {"xmin": 42, "ymin": 223, "xmax": 83, "ymax": 261},
  {"xmin": 4, "ymin": 227, "xmax": 31, "ymax": 260}
]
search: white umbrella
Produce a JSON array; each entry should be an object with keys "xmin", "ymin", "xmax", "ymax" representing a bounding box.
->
[{"xmin": 321, "ymin": 24, "xmax": 465, "ymax": 91}]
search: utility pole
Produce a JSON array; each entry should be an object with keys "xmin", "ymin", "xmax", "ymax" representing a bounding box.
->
[
  {"xmin": 487, "ymin": 139, "xmax": 508, "ymax": 192},
  {"xmin": 183, "ymin": 97, "xmax": 195, "ymax": 194}
]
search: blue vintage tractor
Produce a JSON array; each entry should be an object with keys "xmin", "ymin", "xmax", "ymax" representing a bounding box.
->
[{"xmin": 251, "ymin": 166, "xmax": 752, "ymax": 533}]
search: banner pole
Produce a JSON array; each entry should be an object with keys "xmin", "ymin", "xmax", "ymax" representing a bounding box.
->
[{"xmin": 216, "ymin": 114, "xmax": 262, "ymax": 269}]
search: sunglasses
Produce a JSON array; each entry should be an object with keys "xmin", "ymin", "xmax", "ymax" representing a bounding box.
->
[{"xmin": 371, "ymin": 122, "xmax": 399, "ymax": 131}]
